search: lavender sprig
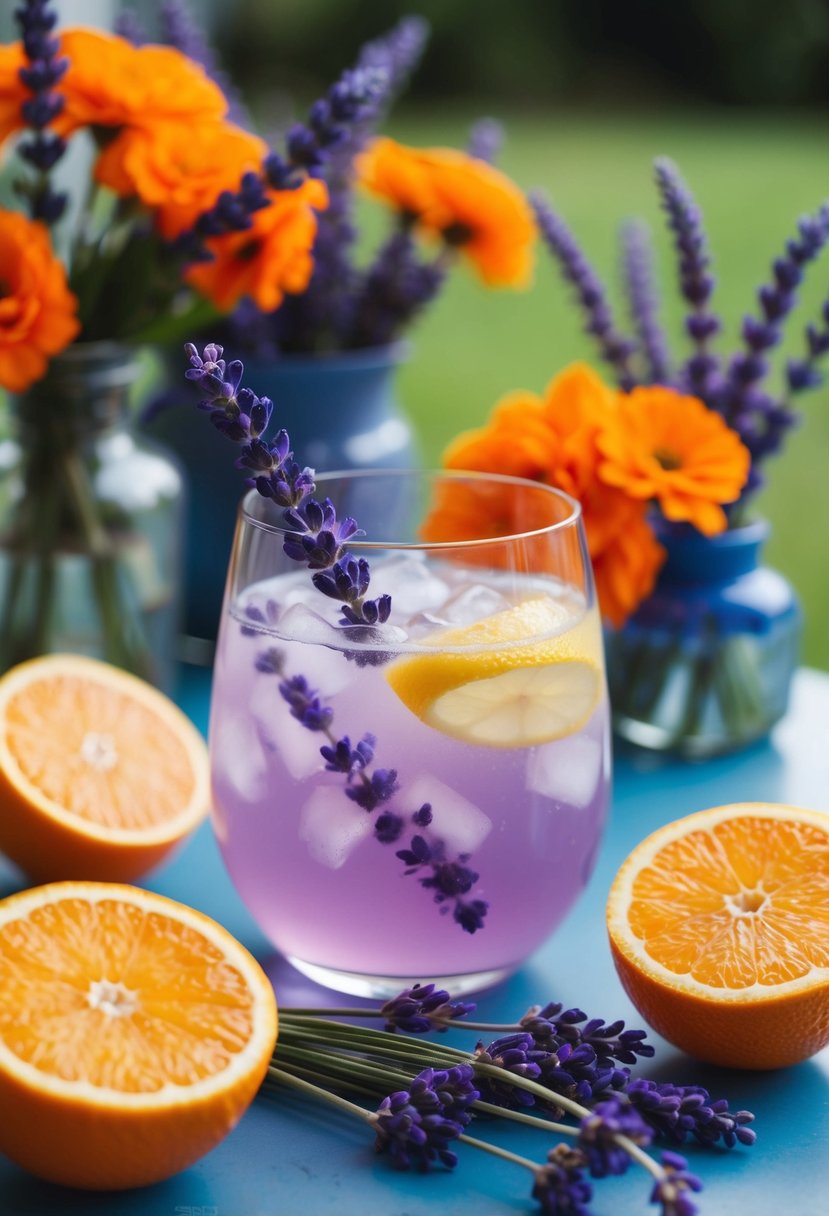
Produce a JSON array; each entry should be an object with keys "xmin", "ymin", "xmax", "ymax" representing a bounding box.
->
[
  {"xmin": 621, "ymin": 220, "xmax": 673, "ymax": 385},
  {"xmin": 14, "ymin": 0, "xmax": 68, "ymax": 224},
  {"xmin": 184, "ymin": 342, "xmax": 388, "ymax": 628},
  {"xmin": 532, "ymin": 1143, "xmax": 594, "ymax": 1215},
  {"xmin": 371, "ymin": 1065, "xmax": 478, "ymax": 1170},
  {"xmin": 253, "ymin": 653, "xmax": 489, "ymax": 933},
  {"xmin": 346, "ymin": 225, "xmax": 446, "ymax": 349},
  {"xmin": 720, "ymin": 205, "xmax": 829, "ymax": 476},
  {"xmin": 175, "ymin": 63, "xmax": 388, "ymax": 268},
  {"xmin": 380, "ymin": 983, "xmax": 477, "ymax": 1034},
  {"xmin": 269, "ymin": 984, "xmax": 757, "ymax": 1215},
  {"xmin": 654, "ymin": 158, "xmax": 721, "ymax": 399},
  {"xmin": 531, "ymin": 191, "xmax": 638, "ymax": 389},
  {"xmin": 787, "ymin": 297, "xmax": 829, "ymax": 394},
  {"xmin": 271, "ymin": 18, "xmax": 429, "ymax": 352}
]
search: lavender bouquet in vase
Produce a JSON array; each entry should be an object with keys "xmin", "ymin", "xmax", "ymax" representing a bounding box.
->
[{"xmin": 530, "ymin": 161, "xmax": 829, "ymax": 757}]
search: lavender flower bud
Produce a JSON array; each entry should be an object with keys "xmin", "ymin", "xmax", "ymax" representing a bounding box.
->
[
  {"xmin": 621, "ymin": 219, "xmax": 673, "ymax": 384},
  {"xmin": 532, "ymin": 191, "xmax": 638, "ymax": 389},
  {"xmin": 654, "ymin": 157, "xmax": 721, "ymax": 398},
  {"xmin": 380, "ymin": 983, "xmax": 476, "ymax": 1034}
]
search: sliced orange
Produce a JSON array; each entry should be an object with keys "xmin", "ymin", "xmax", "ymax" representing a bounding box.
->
[
  {"xmin": 0, "ymin": 881, "xmax": 278, "ymax": 1189},
  {"xmin": 0, "ymin": 654, "xmax": 210, "ymax": 882},
  {"xmin": 606, "ymin": 802, "xmax": 829, "ymax": 1069}
]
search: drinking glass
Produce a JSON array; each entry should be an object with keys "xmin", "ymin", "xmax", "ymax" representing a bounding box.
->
[{"xmin": 209, "ymin": 470, "xmax": 611, "ymax": 997}]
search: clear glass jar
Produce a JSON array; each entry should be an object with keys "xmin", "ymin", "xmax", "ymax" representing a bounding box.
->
[
  {"xmin": 606, "ymin": 520, "xmax": 801, "ymax": 758},
  {"xmin": 0, "ymin": 342, "xmax": 183, "ymax": 691}
]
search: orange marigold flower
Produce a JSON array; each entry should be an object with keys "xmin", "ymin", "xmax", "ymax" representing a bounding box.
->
[
  {"xmin": 437, "ymin": 362, "xmax": 666, "ymax": 626},
  {"xmin": 358, "ymin": 137, "xmax": 535, "ymax": 288},
  {"xmin": 0, "ymin": 42, "xmax": 26, "ymax": 147},
  {"xmin": 95, "ymin": 119, "xmax": 268, "ymax": 239},
  {"xmin": 597, "ymin": 386, "xmax": 751, "ymax": 536},
  {"xmin": 186, "ymin": 179, "xmax": 329, "ymax": 313},
  {"xmin": 0, "ymin": 210, "xmax": 79, "ymax": 393},
  {"xmin": 56, "ymin": 29, "xmax": 226, "ymax": 137}
]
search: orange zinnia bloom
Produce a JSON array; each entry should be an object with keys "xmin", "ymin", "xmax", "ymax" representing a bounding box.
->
[
  {"xmin": 0, "ymin": 210, "xmax": 79, "ymax": 392},
  {"xmin": 56, "ymin": 29, "xmax": 226, "ymax": 137},
  {"xmin": 358, "ymin": 137, "xmax": 535, "ymax": 288},
  {"xmin": 0, "ymin": 42, "xmax": 26, "ymax": 147},
  {"xmin": 95, "ymin": 119, "xmax": 268, "ymax": 239},
  {"xmin": 439, "ymin": 362, "xmax": 665, "ymax": 626},
  {"xmin": 186, "ymin": 179, "xmax": 329, "ymax": 313},
  {"xmin": 597, "ymin": 386, "xmax": 751, "ymax": 536}
]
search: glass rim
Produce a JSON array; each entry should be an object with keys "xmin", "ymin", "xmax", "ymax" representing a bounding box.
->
[{"xmin": 239, "ymin": 467, "xmax": 582, "ymax": 550}]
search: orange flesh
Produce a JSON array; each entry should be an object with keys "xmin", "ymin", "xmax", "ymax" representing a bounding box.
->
[
  {"xmin": 4, "ymin": 675, "xmax": 197, "ymax": 828},
  {"xmin": 628, "ymin": 816, "xmax": 829, "ymax": 989},
  {"xmin": 0, "ymin": 898, "xmax": 256, "ymax": 1091}
]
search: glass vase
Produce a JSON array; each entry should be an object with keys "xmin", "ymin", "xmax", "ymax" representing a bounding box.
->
[
  {"xmin": 143, "ymin": 343, "xmax": 418, "ymax": 649},
  {"xmin": 0, "ymin": 342, "xmax": 183, "ymax": 691},
  {"xmin": 606, "ymin": 520, "xmax": 801, "ymax": 758}
]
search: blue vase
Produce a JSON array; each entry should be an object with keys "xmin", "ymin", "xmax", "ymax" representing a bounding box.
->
[
  {"xmin": 605, "ymin": 520, "xmax": 801, "ymax": 757},
  {"xmin": 143, "ymin": 344, "xmax": 418, "ymax": 647}
]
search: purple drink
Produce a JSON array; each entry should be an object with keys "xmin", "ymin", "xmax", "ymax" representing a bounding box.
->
[{"xmin": 210, "ymin": 473, "xmax": 610, "ymax": 997}]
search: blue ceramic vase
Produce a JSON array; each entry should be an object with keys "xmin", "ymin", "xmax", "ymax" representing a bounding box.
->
[
  {"xmin": 605, "ymin": 520, "xmax": 801, "ymax": 757},
  {"xmin": 143, "ymin": 344, "xmax": 418, "ymax": 647}
]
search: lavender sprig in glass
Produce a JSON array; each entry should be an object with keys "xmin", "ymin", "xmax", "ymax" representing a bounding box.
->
[{"xmin": 184, "ymin": 341, "xmax": 490, "ymax": 933}]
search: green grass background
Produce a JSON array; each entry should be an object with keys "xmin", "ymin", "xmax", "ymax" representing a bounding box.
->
[{"xmin": 375, "ymin": 106, "xmax": 829, "ymax": 670}]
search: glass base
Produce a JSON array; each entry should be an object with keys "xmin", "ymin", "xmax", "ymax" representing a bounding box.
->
[
  {"xmin": 285, "ymin": 955, "xmax": 515, "ymax": 1000},
  {"xmin": 612, "ymin": 710, "xmax": 770, "ymax": 760}
]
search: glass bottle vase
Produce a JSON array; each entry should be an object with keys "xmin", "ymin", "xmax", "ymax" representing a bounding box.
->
[
  {"xmin": 605, "ymin": 520, "xmax": 801, "ymax": 758},
  {"xmin": 0, "ymin": 342, "xmax": 184, "ymax": 691}
]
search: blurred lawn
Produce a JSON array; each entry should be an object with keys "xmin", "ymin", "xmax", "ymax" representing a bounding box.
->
[{"xmin": 373, "ymin": 106, "xmax": 829, "ymax": 671}]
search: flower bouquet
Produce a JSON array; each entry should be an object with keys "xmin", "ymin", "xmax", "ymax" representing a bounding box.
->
[
  {"xmin": 438, "ymin": 159, "xmax": 829, "ymax": 755},
  {"xmin": 0, "ymin": 3, "xmax": 535, "ymax": 680}
]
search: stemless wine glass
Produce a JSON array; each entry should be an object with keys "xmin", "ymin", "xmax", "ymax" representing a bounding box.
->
[{"xmin": 209, "ymin": 470, "xmax": 611, "ymax": 997}]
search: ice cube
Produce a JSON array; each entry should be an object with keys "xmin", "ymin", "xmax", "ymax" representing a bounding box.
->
[
  {"xmin": 299, "ymin": 785, "xmax": 374, "ymax": 869},
  {"xmin": 249, "ymin": 675, "xmax": 328, "ymax": 781},
  {"xmin": 405, "ymin": 775, "xmax": 492, "ymax": 854},
  {"xmin": 212, "ymin": 713, "xmax": 269, "ymax": 806},
  {"xmin": 374, "ymin": 554, "xmax": 449, "ymax": 618},
  {"xmin": 527, "ymin": 735, "xmax": 605, "ymax": 809},
  {"xmin": 279, "ymin": 602, "xmax": 406, "ymax": 653},
  {"xmin": 442, "ymin": 582, "xmax": 510, "ymax": 626},
  {"xmin": 405, "ymin": 610, "xmax": 453, "ymax": 640}
]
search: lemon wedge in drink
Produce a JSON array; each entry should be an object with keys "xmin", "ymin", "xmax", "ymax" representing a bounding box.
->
[{"xmin": 386, "ymin": 596, "xmax": 603, "ymax": 748}]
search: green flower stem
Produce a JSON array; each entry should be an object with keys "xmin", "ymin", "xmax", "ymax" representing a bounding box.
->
[
  {"xmin": 269, "ymin": 1066, "xmax": 375, "ymax": 1124},
  {"xmin": 457, "ymin": 1132, "xmax": 539, "ymax": 1174},
  {"xmin": 280, "ymin": 1018, "xmax": 469, "ymax": 1063},
  {"xmin": 281, "ymin": 1009, "xmax": 528, "ymax": 1034}
]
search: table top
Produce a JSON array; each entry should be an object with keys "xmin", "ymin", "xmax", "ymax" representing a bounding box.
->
[{"xmin": 1, "ymin": 666, "xmax": 828, "ymax": 1216}]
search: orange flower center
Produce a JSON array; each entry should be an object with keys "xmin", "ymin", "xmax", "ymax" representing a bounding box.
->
[
  {"xmin": 443, "ymin": 220, "xmax": 474, "ymax": 247},
  {"xmin": 652, "ymin": 445, "xmax": 683, "ymax": 471}
]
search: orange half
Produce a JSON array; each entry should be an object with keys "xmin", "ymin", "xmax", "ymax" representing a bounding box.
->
[
  {"xmin": 0, "ymin": 881, "xmax": 278, "ymax": 1189},
  {"xmin": 0, "ymin": 655, "xmax": 210, "ymax": 882},
  {"xmin": 606, "ymin": 802, "xmax": 829, "ymax": 1068}
]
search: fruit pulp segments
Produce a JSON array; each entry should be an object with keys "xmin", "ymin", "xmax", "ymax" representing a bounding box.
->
[{"xmin": 209, "ymin": 557, "xmax": 611, "ymax": 984}]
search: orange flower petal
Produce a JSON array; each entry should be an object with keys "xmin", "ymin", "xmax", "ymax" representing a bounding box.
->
[
  {"xmin": 0, "ymin": 211, "xmax": 79, "ymax": 393},
  {"xmin": 357, "ymin": 137, "xmax": 535, "ymax": 288},
  {"xmin": 186, "ymin": 180, "xmax": 328, "ymax": 313}
]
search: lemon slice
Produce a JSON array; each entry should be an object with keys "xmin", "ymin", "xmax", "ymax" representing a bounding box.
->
[{"xmin": 386, "ymin": 596, "xmax": 603, "ymax": 747}]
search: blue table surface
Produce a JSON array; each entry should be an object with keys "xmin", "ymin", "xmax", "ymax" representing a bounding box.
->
[{"xmin": 1, "ymin": 666, "xmax": 828, "ymax": 1216}]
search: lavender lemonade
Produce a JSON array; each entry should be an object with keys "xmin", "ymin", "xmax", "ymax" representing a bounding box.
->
[{"xmin": 210, "ymin": 476, "xmax": 611, "ymax": 995}]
